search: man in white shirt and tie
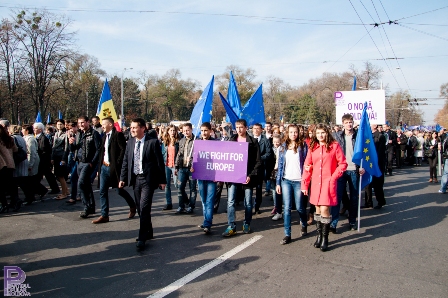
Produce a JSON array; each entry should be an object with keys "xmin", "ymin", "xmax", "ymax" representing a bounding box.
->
[
  {"xmin": 119, "ymin": 118, "xmax": 166, "ymax": 251},
  {"xmin": 92, "ymin": 117, "xmax": 137, "ymax": 224}
]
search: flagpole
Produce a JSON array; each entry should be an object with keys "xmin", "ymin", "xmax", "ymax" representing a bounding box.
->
[
  {"xmin": 358, "ymin": 159, "xmax": 363, "ymax": 232},
  {"xmin": 188, "ymin": 111, "xmax": 203, "ymax": 162}
]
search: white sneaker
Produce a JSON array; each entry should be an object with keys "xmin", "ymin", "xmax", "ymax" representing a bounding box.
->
[{"xmin": 272, "ymin": 213, "xmax": 283, "ymax": 221}]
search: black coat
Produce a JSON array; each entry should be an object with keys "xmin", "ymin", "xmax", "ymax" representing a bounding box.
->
[
  {"xmin": 120, "ymin": 133, "xmax": 167, "ymax": 188},
  {"xmin": 229, "ymin": 133, "xmax": 262, "ymax": 188},
  {"xmin": 254, "ymin": 135, "xmax": 274, "ymax": 178},
  {"xmin": 36, "ymin": 133, "xmax": 52, "ymax": 170},
  {"xmin": 373, "ymin": 131, "xmax": 386, "ymax": 173},
  {"xmin": 98, "ymin": 129, "xmax": 127, "ymax": 188},
  {"xmin": 396, "ymin": 133, "xmax": 408, "ymax": 151},
  {"xmin": 385, "ymin": 130, "xmax": 397, "ymax": 149}
]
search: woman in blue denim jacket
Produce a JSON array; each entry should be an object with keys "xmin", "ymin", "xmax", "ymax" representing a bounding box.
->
[
  {"xmin": 276, "ymin": 124, "xmax": 308, "ymax": 245},
  {"xmin": 161, "ymin": 125, "xmax": 180, "ymax": 210}
]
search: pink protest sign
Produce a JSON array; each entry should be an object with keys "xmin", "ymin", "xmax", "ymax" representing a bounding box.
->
[{"xmin": 192, "ymin": 140, "xmax": 248, "ymax": 183}]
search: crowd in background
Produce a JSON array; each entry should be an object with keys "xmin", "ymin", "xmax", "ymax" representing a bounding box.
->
[{"xmin": 0, "ymin": 115, "xmax": 445, "ymax": 250}]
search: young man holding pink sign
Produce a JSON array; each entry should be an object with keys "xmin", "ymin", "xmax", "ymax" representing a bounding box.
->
[
  {"xmin": 222, "ymin": 119, "xmax": 261, "ymax": 237},
  {"xmin": 191, "ymin": 122, "xmax": 217, "ymax": 235}
]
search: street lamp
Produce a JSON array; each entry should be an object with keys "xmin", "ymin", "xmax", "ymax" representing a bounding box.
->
[{"xmin": 121, "ymin": 67, "xmax": 133, "ymax": 128}]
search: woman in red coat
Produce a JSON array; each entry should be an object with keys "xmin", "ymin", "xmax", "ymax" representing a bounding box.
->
[{"xmin": 301, "ymin": 124, "xmax": 347, "ymax": 251}]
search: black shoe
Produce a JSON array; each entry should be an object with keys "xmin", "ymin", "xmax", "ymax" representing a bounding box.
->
[
  {"xmin": 12, "ymin": 200, "xmax": 23, "ymax": 212},
  {"xmin": 39, "ymin": 190, "xmax": 48, "ymax": 200},
  {"xmin": 79, "ymin": 210, "xmax": 92, "ymax": 219},
  {"xmin": 136, "ymin": 240, "xmax": 146, "ymax": 250},
  {"xmin": 320, "ymin": 223, "xmax": 330, "ymax": 252},
  {"xmin": 314, "ymin": 221, "xmax": 323, "ymax": 248},
  {"xmin": 280, "ymin": 236, "xmax": 291, "ymax": 245},
  {"xmin": 349, "ymin": 224, "xmax": 356, "ymax": 231},
  {"xmin": 23, "ymin": 201, "xmax": 33, "ymax": 206},
  {"xmin": 162, "ymin": 204, "xmax": 173, "ymax": 210},
  {"xmin": 203, "ymin": 227, "xmax": 211, "ymax": 235},
  {"xmin": 198, "ymin": 224, "xmax": 204, "ymax": 229},
  {"xmin": 374, "ymin": 205, "xmax": 384, "ymax": 209},
  {"xmin": 0, "ymin": 205, "xmax": 10, "ymax": 213},
  {"xmin": 301, "ymin": 226, "xmax": 307, "ymax": 236},
  {"xmin": 329, "ymin": 226, "xmax": 338, "ymax": 234}
]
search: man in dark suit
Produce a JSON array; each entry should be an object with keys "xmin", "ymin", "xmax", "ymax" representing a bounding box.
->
[
  {"xmin": 382, "ymin": 124, "xmax": 397, "ymax": 175},
  {"xmin": 395, "ymin": 128, "xmax": 407, "ymax": 168},
  {"xmin": 119, "ymin": 118, "xmax": 166, "ymax": 251},
  {"xmin": 92, "ymin": 117, "xmax": 137, "ymax": 224},
  {"xmin": 252, "ymin": 123, "xmax": 272, "ymax": 213},
  {"xmin": 363, "ymin": 124, "xmax": 387, "ymax": 209},
  {"xmin": 33, "ymin": 122, "xmax": 60, "ymax": 196}
]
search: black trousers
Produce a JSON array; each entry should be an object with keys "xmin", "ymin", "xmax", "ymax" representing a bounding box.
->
[
  {"xmin": 395, "ymin": 147, "xmax": 404, "ymax": 168},
  {"xmin": 214, "ymin": 182, "xmax": 228, "ymax": 212},
  {"xmin": 364, "ymin": 173, "xmax": 386, "ymax": 207},
  {"xmin": 38, "ymin": 162, "xmax": 59, "ymax": 192},
  {"xmin": 134, "ymin": 176, "xmax": 155, "ymax": 242},
  {"xmin": 386, "ymin": 147, "xmax": 394, "ymax": 172},
  {"xmin": 428, "ymin": 156, "xmax": 438, "ymax": 179}
]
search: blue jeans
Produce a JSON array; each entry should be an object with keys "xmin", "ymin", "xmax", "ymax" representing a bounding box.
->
[
  {"xmin": 440, "ymin": 162, "xmax": 448, "ymax": 192},
  {"xmin": 227, "ymin": 183, "xmax": 253, "ymax": 228},
  {"xmin": 266, "ymin": 180, "xmax": 272, "ymax": 193},
  {"xmin": 281, "ymin": 179, "xmax": 307, "ymax": 237},
  {"xmin": 99, "ymin": 165, "xmax": 136, "ymax": 217},
  {"xmin": 165, "ymin": 166, "xmax": 177, "ymax": 205},
  {"xmin": 198, "ymin": 180, "xmax": 217, "ymax": 228},
  {"xmin": 77, "ymin": 162, "xmax": 95, "ymax": 211},
  {"xmin": 70, "ymin": 161, "xmax": 78, "ymax": 200},
  {"xmin": 177, "ymin": 167, "xmax": 197, "ymax": 209},
  {"xmin": 332, "ymin": 170, "xmax": 359, "ymax": 227}
]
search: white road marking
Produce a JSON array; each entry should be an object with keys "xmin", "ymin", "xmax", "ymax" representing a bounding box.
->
[{"xmin": 148, "ymin": 235, "xmax": 263, "ymax": 298}]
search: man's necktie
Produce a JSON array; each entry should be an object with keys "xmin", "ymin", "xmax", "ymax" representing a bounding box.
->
[{"xmin": 134, "ymin": 140, "xmax": 141, "ymax": 175}]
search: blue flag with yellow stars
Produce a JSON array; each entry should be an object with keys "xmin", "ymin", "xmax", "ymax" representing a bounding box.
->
[
  {"xmin": 240, "ymin": 84, "xmax": 265, "ymax": 127},
  {"xmin": 352, "ymin": 102, "xmax": 382, "ymax": 189},
  {"xmin": 189, "ymin": 76, "xmax": 214, "ymax": 137}
]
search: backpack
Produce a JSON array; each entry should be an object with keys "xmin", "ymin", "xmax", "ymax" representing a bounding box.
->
[{"xmin": 13, "ymin": 137, "xmax": 27, "ymax": 165}]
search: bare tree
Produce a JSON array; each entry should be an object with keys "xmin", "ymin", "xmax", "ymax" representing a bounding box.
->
[{"xmin": 12, "ymin": 9, "xmax": 76, "ymax": 116}]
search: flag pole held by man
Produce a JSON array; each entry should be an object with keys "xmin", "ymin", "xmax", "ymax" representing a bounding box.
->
[{"xmin": 352, "ymin": 102, "xmax": 382, "ymax": 231}]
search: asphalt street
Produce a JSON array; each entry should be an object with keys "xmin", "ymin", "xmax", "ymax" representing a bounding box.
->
[{"xmin": 1, "ymin": 165, "xmax": 447, "ymax": 297}]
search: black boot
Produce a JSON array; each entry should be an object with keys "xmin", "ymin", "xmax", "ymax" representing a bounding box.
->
[
  {"xmin": 320, "ymin": 217, "xmax": 331, "ymax": 251},
  {"xmin": 313, "ymin": 214, "xmax": 322, "ymax": 248}
]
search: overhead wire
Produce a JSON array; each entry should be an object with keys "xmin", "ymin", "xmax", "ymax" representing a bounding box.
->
[
  {"xmin": 348, "ymin": 0, "xmax": 402, "ymax": 89},
  {"xmin": 373, "ymin": 0, "xmax": 413, "ymax": 95}
]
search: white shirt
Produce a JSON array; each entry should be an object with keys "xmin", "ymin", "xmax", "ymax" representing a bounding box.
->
[
  {"xmin": 134, "ymin": 135, "xmax": 145, "ymax": 174},
  {"xmin": 283, "ymin": 149, "xmax": 302, "ymax": 181},
  {"xmin": 103, "ymin": 132, "xmax": 112, "ymax": 164}
]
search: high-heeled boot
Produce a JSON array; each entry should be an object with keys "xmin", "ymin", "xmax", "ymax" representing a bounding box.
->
[
  {"xmin": 320, "ymin": 216, "xmax": 332, "ymax": 252},
  {"xmin": 313, "ymin": 214, "xmax": 322, "ymax": 248}
]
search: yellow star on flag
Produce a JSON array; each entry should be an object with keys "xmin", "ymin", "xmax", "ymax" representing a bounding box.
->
[
  {"xmin": 370, "ymin": 163, "xmax": 373, "ymax": 168},
  {"xmin": 363, "ymin": 148, "xmax": 368, "ymax": 153},
  {"xmin": 366, "ymin": 156, "xmax": 370, "ymax": 161},
  {"xmin": 365, "ymin": 139, "xmax": 370, "ymax": 144}
]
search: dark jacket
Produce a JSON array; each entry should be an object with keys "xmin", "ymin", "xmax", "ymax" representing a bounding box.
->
[
  {"xmin": 253, "ymin": 134, "xmax": 274, "ymax": 179},
  {"xmin": 36, "ymin": 133, "xmax": 52, "ymax": 171},
  {"xmin": 175, "ymin": 134, "xmax": 195, "ymax": 169},
  {"xmin": 396, "ymin": 133, "xmax": 408, "ymax": 151},
  {"xmin": 70, "ymin": 127, "xmax": 102, "ymax": 165},
  {"xmin": 98, "ymin": 128, "xmax": 127, "ymax": 188},
  {"xmin": 423, "ymin": 139, "xmax": 438, "ymax": 159},
  {"xmin": 384, "ymin": 129, "xmax": 397, "ymax": 150},
  {"xmin": 120, "ymin": 133, "xmax": 167, "ymax": 188},
  {"xmin": 372, "ymin": 131, "xmax": 386, "ymax": 173},
  {"xmin": 229, "ymin": 133, "xmax": 262, "ymax": 188}
]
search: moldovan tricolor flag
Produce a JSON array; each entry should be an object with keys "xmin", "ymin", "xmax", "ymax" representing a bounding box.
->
[{"xmin": 96, "ymin": 79, "xmax": 121, "ymax": 131}]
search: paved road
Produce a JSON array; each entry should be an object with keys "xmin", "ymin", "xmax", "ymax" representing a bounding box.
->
[{"xmin": 1, "ymin": 165, "xmax": 447, "ymax": 297}]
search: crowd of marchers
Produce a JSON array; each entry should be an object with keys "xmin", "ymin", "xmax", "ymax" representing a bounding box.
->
[{"xmin": 0, "ymin": 115, "xmax": 444, "ymax": 251}]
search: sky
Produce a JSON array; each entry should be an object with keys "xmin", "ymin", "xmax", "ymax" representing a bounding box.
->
[{"xmin": 1, "ymin": 0, "xmax": 447, "ymax": 124}]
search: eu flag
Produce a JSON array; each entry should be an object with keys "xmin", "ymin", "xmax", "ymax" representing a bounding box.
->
[
  {"xmin": 352, "ymin": 102, "xmax": 382, "ymax": 189},
  {"xmin": 189, "ymin": 76, "xmax": 214, "ymax": 137},
  {"xmin": 46, "ymin": 113, "xmax": 51, "ymax": 124},
  {"xmin": 219, "ymin": 92, "xmax": 238, "ymax": 128},
  {"xmin": 240, "ymin": 84, "xmax": 265, "ymax": 127},
  {"xmin": 35, "ymin": 111, "xmax": 42, "ymax": 123},
  {"xmin": 352, "ymin": 76, "xmax": 357, "ymax": 91},
  {"xmin": 58, "ymin": 110, "xmax": 63, "ymax": 120},
  {"xmin": 226, "ymin": 71, "xmax": 242, "ymax": 122}
]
